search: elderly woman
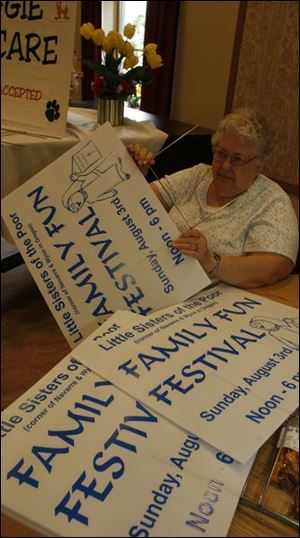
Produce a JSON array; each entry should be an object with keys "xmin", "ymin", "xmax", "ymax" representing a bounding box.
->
[{"xmin": 128, "ymin": 107, "xmax": 298, "ymax": 289}]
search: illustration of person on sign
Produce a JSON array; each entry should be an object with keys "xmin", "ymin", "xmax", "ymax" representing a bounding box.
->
[
  {"xmin": 249, "ymin": 316, "xmax": 299, "ymax": 350},
  {"xmin": 62, "ymin": 141, "xmax": 131, "ymax": 213}
]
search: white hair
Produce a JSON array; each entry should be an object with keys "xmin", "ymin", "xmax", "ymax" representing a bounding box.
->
[{"xmin": 211, "ymin": 107, "xmax": 275, "ymax": 157}]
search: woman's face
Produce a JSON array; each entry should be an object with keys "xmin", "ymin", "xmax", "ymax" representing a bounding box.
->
[{"xmin": 211, "ymin": 131, "xmax": 265, "ymax": 199}]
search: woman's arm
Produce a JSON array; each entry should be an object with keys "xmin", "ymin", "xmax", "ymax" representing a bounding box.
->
[
  {"xmin": 212, "ymin": 251, "xmax": 294, "ymax": 288},
  {"xmin": 172, "ymin": 229, "xmax": 294, "ymax": 288}
]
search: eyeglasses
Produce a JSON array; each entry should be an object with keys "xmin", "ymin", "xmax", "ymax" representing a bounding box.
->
[{"xmin": 212, "ymin": 148, "xmax": 260, "ymax": 167}]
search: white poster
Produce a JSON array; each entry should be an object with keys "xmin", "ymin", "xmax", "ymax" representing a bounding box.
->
[
  {"xmin": 1, "ymin": 1, "xmax": 77, "ymax": 137},
  {"xmin": 1, "ymin": 123, "xmax": 210, "ymax": 347},
  {"xmin": 1, "ymin": 313, "xmax": 253, "ymax": 537},
  {"xmin": 74, "ymin": 284, "xmax": 299, "ymax": 464}
]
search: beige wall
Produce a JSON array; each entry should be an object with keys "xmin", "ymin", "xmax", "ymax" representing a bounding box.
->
[{"xmin": 171, "ymin": 1, "xmax": 239, "ymax": 130}]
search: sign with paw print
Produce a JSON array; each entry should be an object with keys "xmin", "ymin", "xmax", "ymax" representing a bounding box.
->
[{"xmin": 1, "ymin": 1, "xmax": 77, "ymax": 138}]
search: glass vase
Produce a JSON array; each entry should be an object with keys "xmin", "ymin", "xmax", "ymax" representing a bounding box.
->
[{"xmin": 96, "ymin": 97, "xmax": 125, "ymax": 127}]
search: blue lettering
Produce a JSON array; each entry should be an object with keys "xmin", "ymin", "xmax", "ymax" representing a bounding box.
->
[
  {"xmin": 27, "ymin": 185, "xmax": 64, "ymax": 237},
  {"xmin": 7, "ymin": 458, "xmax": 39, "ymax": 488}
]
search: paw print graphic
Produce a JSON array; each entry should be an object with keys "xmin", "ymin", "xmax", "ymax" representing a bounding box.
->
[{"xmin": 45, "ymin": 100, "xmax": 61, "ymax": 122}]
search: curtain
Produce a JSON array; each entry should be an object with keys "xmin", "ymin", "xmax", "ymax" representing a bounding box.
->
[
  {"xmin": 140, "ymin": 1, "xmax": 180, "ymax": 117},
  {"xmin": 81, "ymin": 1, "xmax": 102, "ymax": 100}
]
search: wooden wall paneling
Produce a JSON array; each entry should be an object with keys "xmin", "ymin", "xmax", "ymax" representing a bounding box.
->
[{"xmin": 226, "ymin": 1, "xmax": 299, "ymax": 191}]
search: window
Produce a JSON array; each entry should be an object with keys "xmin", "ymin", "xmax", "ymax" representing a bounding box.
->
[
  {"xmin": 102, "ymin": 1, "xmax": 147, "ymax": 108},
  {"xmin": 121, "ymin": 1, "xmax": 147, "ymax": 108},
  {"xmin": 102, "ymin": 1, "xmax": 147, "ymax": 41},
  {"xmin": 119, "ymin": 1, "xmax": 147, "ymax": 51},
  {"xmin": 101, "ymin": 1, "xmax": 119, "ymax": 33}
]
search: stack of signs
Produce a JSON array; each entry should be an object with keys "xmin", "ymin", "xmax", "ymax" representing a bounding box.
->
[
  {"xmin": 1, "ymin": 1, "xmax": 77, "ymax": 137},
  {"xmin": 1, "ymin": 88, "xmax": 299, "ymax": 535},
  {"xmin": 1, "ymin": 286, "xmax": 298, "ymax": 535},
  {"xmin": 1, "ymin": 312, "xmax": 254, "ymax": 537},
  {"xmin": 1, "ymin": 122, "xmax": 211, "ymax": 347}
]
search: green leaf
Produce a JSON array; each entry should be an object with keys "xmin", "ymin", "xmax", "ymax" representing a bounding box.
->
[
  {"xmin": 105, "ymin": 52, "xmax": 124, "ymax": 72},
  {"xmin": 82, "ymin": 59, "xmax": 99, "ymax": 72},
  {"xmin": 82, "ymin": 60, "xmax": 119, "ymax": 84},
  {"xmin": 123, "ymin": 66, "xmax": 152, "ymax": 84}
]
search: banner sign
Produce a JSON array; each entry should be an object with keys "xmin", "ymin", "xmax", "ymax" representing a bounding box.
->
[
  {"xmin": 1, "ymin": 313, "xmax": 253, "ymax": 537},
  {"xmin": 74, "ymin": 284, "xmax": 299, "ymax": 464},
  {"xmin": 1, "ymin": 123, "xmax": 210, "ymax": 347},
  {"xmin": 1, "ymin": 1, "xmax": 77, "ymax": 137}
]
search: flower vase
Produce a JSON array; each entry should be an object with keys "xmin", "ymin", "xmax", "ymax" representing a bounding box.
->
[{"xmin": 96, "ymin": 98, "xmax": 125, "ymax": 127}]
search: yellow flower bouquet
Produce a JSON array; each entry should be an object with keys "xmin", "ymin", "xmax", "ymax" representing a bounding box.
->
[{"xmin": 80, "ymin": 22, "xmax": 163, "ymax": 100}]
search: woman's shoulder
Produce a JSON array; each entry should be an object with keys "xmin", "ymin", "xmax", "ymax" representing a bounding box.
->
[
  {"xmin": 254, "ymin": 174, "xmax": 292, "ymax": 201},
  {"xmin": 250, "ymin": 175, "xmax": 297, "ymax": 224}
]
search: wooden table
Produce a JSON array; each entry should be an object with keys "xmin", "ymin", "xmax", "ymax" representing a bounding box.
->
[{"xmin": 1, "ymin": 273, "xmax": 298, "ymax": 537}]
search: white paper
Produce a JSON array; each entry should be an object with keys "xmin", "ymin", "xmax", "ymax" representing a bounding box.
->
[
  {"xmin": 1, "ymin": 312, "xmax": 253, "ymax": 537},
  {"xmin": 73, "ymin": 283, "xmax": 299, "ymax": 463},
  {"xmin": 1, "ymin": 123, "xmax": 210, "ymax": 347},
  {"xmin": 1, "ymin": 1, "xmax": 77, "ymax": 138}
]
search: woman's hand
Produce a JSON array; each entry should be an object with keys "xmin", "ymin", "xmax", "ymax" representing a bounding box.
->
[
  {"xmin": 173, "ymin": 230, "xmax": 294, "ymax": 287},
  {"xmin": 172, "ymin": 229, "xmax": 216, "ymax": 272},
  {"xmin": 127, "ymin": 144, "xmax": 156, "ymax": 176}
]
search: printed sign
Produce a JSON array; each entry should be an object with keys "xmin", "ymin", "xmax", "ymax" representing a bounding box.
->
[
  {"xmin": 1, "ymin": 1, "xmax": 77, "ymax": 137},
  {"xmin": 1, "ymin": 122, "xmax": 210, "ymax": 347},
  {"xmin": 1, "ymin": 313, "xmax": 253, "ymax": 537},
  {"xmin": 73, "ymin": 283, "xmax": 299, "ymax": 464}
]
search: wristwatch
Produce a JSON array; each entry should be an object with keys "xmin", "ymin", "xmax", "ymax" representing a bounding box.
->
[{"xmin": 207, "ymin": 252, "xmax": 221, "ymax": 275}]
